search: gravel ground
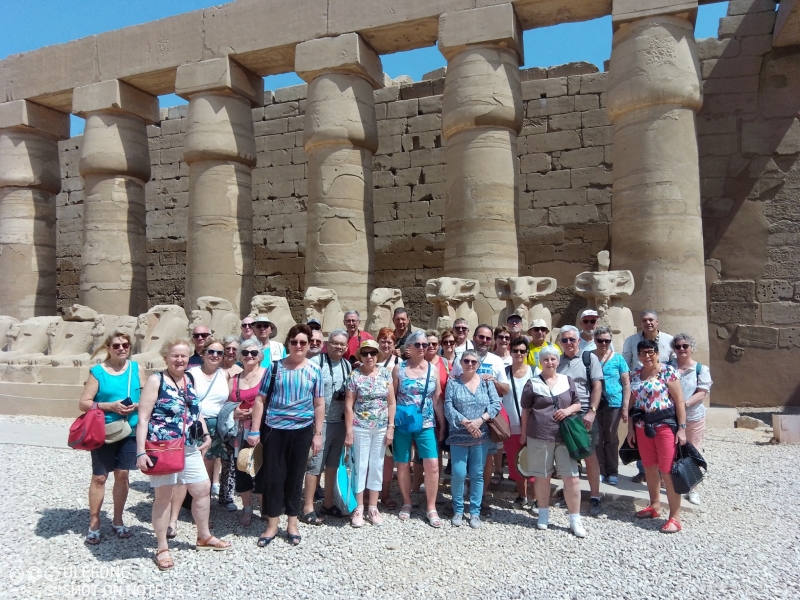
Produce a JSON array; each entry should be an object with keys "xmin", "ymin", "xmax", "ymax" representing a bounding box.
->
[{"xmin": 0, "ymin": 414, "xmax": 798, "ymax": 600}]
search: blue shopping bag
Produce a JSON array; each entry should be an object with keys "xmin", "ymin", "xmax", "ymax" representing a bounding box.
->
[{"xmin": 333, "ymin": 447, "xmax": 357, "ymax": 515}]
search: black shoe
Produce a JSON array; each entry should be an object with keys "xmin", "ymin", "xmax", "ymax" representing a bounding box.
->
[
  {"xmin": 631, "ymin": 472, "xmax": 646, "ymax": 484},
  {"xmin": 444, "ymin": 462, "xmax": 452, "ymax": 476},
  {"xmin": 314, "ymin": 486, "xmax": 324, "ymax": 501}
]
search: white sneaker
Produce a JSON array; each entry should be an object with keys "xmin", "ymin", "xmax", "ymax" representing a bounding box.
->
[
  {"xmin": 571, "ymin": 519, "xmax": 587, "ymax": 538},
  {"xmin": 687, "ymin": 491, "xmax": 701, "ymax": 505}
]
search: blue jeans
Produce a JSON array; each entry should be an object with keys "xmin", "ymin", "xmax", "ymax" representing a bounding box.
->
[{"xmin": 450, "ymin": 442, "xmax": 491, "ymax": 516}]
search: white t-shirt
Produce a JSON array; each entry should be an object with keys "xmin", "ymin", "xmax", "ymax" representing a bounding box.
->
[
  {"xmin": 188, "ymin": 366, "xmax": 229, "ymax": 418},
  {"xmin": 503, "ymin": 365, "xmax": 537, "ymax": 435},
  {"xmin": 622, "ymin": 332, "xmax": 675, "ymax": 369},
  {"xmin": 450, "ymin": 351, "xmax": 510, "ymax": 383},
  {"xmin": 670, "ymin": 360, "xmax": 713, "ymax": 422},
  {"xmin": 453, "ymin": 339, "xmax": 474, "ymax": 364}
]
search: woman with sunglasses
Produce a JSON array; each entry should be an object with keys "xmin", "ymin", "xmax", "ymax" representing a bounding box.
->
[
  {"xmin": 344, "ymin": 340, "xmax": 396, "ymax": 527},
  {"xmin": 392, "ymin": 330, "xmax": 444, "ymax": 527},
  {"xmin": 445, "ymin": 349, "xmax": 502, "ymax": 528},
  {"xmin": 376, "ymin": 327, "xmax": 399, "ymax": 508},
  {"xmin": 493, "ymin": 326, "xmax": 513, "ymax": 366},
  {"xmin": 250, "ymin": 324, "xmax": 325, "ymax": 547},
  {"xmin": 592, "ymin": 326, "xmax": 630, "ymax": 486},
  {"xmin": 222, "ymin": 335, "xmax": 243, "ymax": 377},
  {"xmin": 78, "ymin": 331, "xmax": 145, "ymax": 545},
  {"xmin": 439, "ymin": 328, "xmax": 457, "ymax": 364},
  {"xmin": 626, "ymin": 338, "xmax": 687, "ymax": 533},
  {"xmin": 669, "ymin": 333, "xmax": 712, "ymax": 506}
]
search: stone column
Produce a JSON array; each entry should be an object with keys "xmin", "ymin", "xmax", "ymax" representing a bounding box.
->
[
  {"xmin": 175, "ymin": 57, "xmax": 262, "ymax": 317},
  {"xmin": 0, "ymin": 100, "xmax": 69, "ymax": 319},
  {"xmin": 439, "ymin": 4, "xmax": 524, "ymax": 325},
  {"xmin": 607, "ymin": 2, "xmax": 710, "ymax": 362},
  {"xmin": 73, "ymin": 80, "xmax": 158, "ymax": 316},
  {"xmin": 296, "ymin": 33, "xmax": 383, "ymax": 316}
]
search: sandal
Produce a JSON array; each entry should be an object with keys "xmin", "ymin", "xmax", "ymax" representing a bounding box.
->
[
  {"xmin": 320, "ymin": 505, "xmax": 343, "ymax": 518},
  {"xmin": 111, "ymin": 524, "xmax": 132, "ymax": 539},
  {"xmin": 489, "ymin": 472, "xmax": 503, "ymax": 491},
  {"xmin": 660, "ymin": 518, "xmax": 682, "ymax": 534},
  {"xmin": 398, "ymin": 504, "xmax": 412, "ymax": 521},
  {"xmin": 166, "ymin": 520, "xmax": 177, "ymax": 539},
  {"xmin": 85, "ymin": 528, "xmax": 101, "ymax": 545},
  {"xmin": 635, "ymin": 506, "xmax": 660, "ymax": 519},
  {"xmin": 287, "ymin": 533, "xmax": 302, "ymax": 546},
  {"xmin": 380, "ymin": 497, "xmax": 398, "ymax": 510},
  {"xmin": 154, "ymin": 548, "xmax": 174, "ymax": 571},
  {"xmin": 257, "ymin": 534, "xmax": 276, "ymax": 547},
  {"xmin": 426, "ymin": 509, "xmax": 443, "ymax": 529},
  {"xmin": 240, "ymin": 507, "xmax": 253, "ymax": 527},
  {"xmin": 196, "ymin": 536, "xmax": 232, "ymax": 551},
  {"xmin": 299, "ymin": 510, "xmax": 324, "ymax": 526}
]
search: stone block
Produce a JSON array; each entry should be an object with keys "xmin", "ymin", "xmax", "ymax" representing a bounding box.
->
[
  {"xmin": 410, "ymin": 148, "xmax": 445, "ymax": 167},
  {"xmin": 376, "ymin": 135, "xmax": 402, "ymax": 155},
  {"xmin": 704, "ymin": 76, "xmax": 760, "ymax": 96},
  {"xmin": 571, "ymin": 166, "xmax": 613, "ymax": 188},
  {"xmin": 718, "ymin": 12, "xmax": 777, "ymax": 38},
  {"xmin": 520, "ymin": 67, "xmax": 547, "ymax": 81},
  {"xmin": 375, "ymin": 220, "xmax": 404, "ymax": 237},
  {"xmin": 374, "ymin": 86, "xmax": 400, "ymax": 103},
  {"xmin": 438, "ymin": 4, "xmax": 523, "ymax": 63},
  {"xmin": 582, "ymin": 109, "xmax": 611, "ymax": 129},
  {"xmin": 757, "ymin": 280, "xmax": 794, "ymax": 302},
  {"xmin": 708, "ymin": 302, "xmax": 759, "ymax": 324},
  {"xmin": 761, "ymin": 301, "xmax": 800, "ymax": 325},
  {"xmin": 773, "ymin": 414, "xmax": 800, "ymax": 443},
  {"xmin": 727, "ymin": 0, "xmax": 777, "ymax": 15},
  {"xmin": 0, "ymin": 99, "xmax": 70, "ymax": 139},
  {"xmin": 422, "ymin": 67, "xmax": 447, "ymax": 81},
  {"xmin": 558, "ymin": 147, "xmax": 605, "ymax": 169},
  {"xmin": 526, "ymin": 170, "xmax": 571, "ymax": 192},
  {"xmin": 72, "ymin": 79, "xmax": 159, "ymax": 123},
  {"xmin": 375, "ymin": 103, "xmax": 387, "ymax": 120},
  {"xmin": 378, "ymin": 118, "xmax": 406, "ymax": 137},
  {"xmin": 255, "ymin": 119, "xmax": 288, "ymax": 136},
  {"xmin": 705, "ymin": 55, "xmax": 763, "ymax": 79},
  {"xmin": 778, "ymin": 327, "xmax": 800, "ymax": 348},
  {"xmin": 388, "ymin": 99, "xmax": 419, "ymax": 119},
  {"xmin": 519, "ymin": 208, "xmax": 547, "ymax": 227},
  {"xmin": 376, "ymin": 152, "xmax": 411, "ymax": 170},
  {"xmin": 612, "ymin": 0, "xmax": 698, "ymax": 27},
  {"xmin": 374, "ymin": 186, "xmax": 410, "ymax": 205},
  {"xmin": 296, "ymin": 33, "xmax": 382, "ymax": 88},
  {"xmin": 527, "ymin": 131, "xmax": 581, "ymax": 153},
  {"xmin": 412, "ymin": 183, "xmax": 445, "ymax": 202},
  {"xmin": 587, "ymin": 188, "xmax": 611, "ymax": 205},
  {"xmin": 582, "ymin": 126, "xmax": 612, "ymax": 147},
  {"xmin": 407, "ymin": 114, "xmax": 441, "ymax": 134},
  {"xmin": 710, "ymin": 280, "xmax": 756, "ymax": 302},
  {"xmin": 175, "ymin": 56, "xmax": 263, "ymax": 106},
  {"xmin": 548, "ymin": 112, "xmax": 581, "ymax": 132},
  {"xmin": 706, "ymin": 407, "xmax": 739, "ymax": 429},
  {"xmin": 696, "ymin": 37, "xmax": 739, "ymax": 61},
  {"xmin": 737, "ymin": 325, "xmax": 779, "ymax": 348},
  {"xmin": 549, "ymin": 204, "xmax": 598, "ymax": 225},
  {"xmin": 520, "ymin": 153, "xmax": 551, "ymax": 174},
  {"xmin": 739, "ymin": 34, "xmax": 774, "ymax": 56},
  {"xmin": 419, "ymin": 95, "xmax": 443, "ymax": 115},
  {"xmin": 548, "ymin": 62, "xmax": 599, "ymax": 78},
  {"xmin": 521, "ymin": 78, "xmax": 567, "ymax": 100},
  {"xmin": 774, "ymin": 0, "xmax": 800, "ymax": 48},
  {"xmin": 527, "ymin": 96, "xmax": 575, "ymax": 118},
  {"xmin": 263, "ymin": 133, "xmax": 297, "ymax": 151},
  {"xmin": 521, "ymin": 118, "xmax": 547, "ymax": 137},
  {"xmin": 579, "ymin": 73, "xmax": 608, "ymax": 94},
  {"xmin": 574, "ymin": 95, "xmax": 600, "ymax": 112},
  {"xmin": 160, "ymin": 119, "xmax": 181, "ymax": 135},
  {"xmin": 400, "ymin": 81, "xmax": 434, "ymax": 100},
  {"xmin": 274, "ymin": 84, "xmax": 308, "ymax": 103},
  {"xmin": 698, "ymin": 134, "xmax": 739, "ymax": 156},
  {"xmin": 395, "ymin": 167, "xmax": 421, "ymax": 186}
]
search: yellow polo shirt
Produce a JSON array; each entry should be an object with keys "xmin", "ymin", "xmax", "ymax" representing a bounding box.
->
[{"xmin": 526, "ymin": 342, "xmax": 562, "ymax": 370}]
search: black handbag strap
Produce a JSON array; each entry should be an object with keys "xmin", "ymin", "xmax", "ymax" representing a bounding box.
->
[
  {"xmin": 264, "ymin": 361, "xmax": 280, "ymax": 409},
  {"xmin": 506, "ymin": 365, "xmax": 523, "ymax": 420},
  {"xmin": 420, "ymin": 362, "xmax": 431, "ymax": 413}
]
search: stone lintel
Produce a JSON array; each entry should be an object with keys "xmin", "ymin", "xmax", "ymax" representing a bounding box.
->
[
  {"xmin": 175, "ymin": 57, "xmax": 264, "ymax": 106},
  {"xmin": 774, "ymin": 0, "xmax": 800, "ymax": 48},
  {"xmin": 295, "ymin": 33, "xmax": 384, "ymax": 89},
  {"xmin": 438, "ymin": 4, "xmax": 524, "ymax": 63},
  {"xmin": 0, "ymin": 99, "xmax": 70, "ymax": 140},
  {"xmin": 612, "ymin": 0, "xmax": 697, "ymax": 29},
  {"xmin": 72, "ymin": 80, "xmax": 159, "ymax": 124}
]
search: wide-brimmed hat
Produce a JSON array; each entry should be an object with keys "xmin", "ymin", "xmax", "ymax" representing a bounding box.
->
[
  {"xmin": 237, "ymin": 443, "xmax": 263, "ymax": 477},
  {"xmin": 528, "ymin": 319, "xmax": 548, "ymax": 331},
  {"xmin": 104, "ymin": 420, "xmax": 132, "ymax": 444},
  {"xmin": 253, "ymin": 314, "xmax": 277, "ymax": 338},
  {"xmin": 517, "ymin": 446, "xmax": 534, "ymax": 478},
  {"xmin": 358, "ymin": 339, "xmax": 380, "ymax": 355}
]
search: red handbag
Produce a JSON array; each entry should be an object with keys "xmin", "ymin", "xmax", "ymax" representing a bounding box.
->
[
  {"xmin": 68, "ymin": 402, "xmax": 106, "ymax": 451},
  {"xmin": 144, "ymin": 376, "xmax": 188, "ymax": 476}
]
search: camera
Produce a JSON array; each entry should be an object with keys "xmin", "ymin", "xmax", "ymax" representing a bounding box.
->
[
  {"xmin": 332, "ymin": 389, "xmax": 346, "ymax": 402},
  {"xmin": 189, "ymin": 421, "xmax": 204, "ymax": 441}
]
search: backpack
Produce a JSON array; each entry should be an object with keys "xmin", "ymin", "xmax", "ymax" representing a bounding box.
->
[{"xmin": 582, "ymin": 351, "xmax": 610, "ymax": 411}]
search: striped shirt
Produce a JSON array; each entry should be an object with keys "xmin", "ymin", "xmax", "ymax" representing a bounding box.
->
[{"xmin": 259, "ymin": 359, "xmax": 324, "ymax": 430}]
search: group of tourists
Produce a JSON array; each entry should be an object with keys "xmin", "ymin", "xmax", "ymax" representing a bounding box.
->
[{"xmin": 78, "ymin": 304, "xmax": 711, "ymax": 569}]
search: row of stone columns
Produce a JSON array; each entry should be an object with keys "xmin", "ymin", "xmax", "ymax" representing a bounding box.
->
[{"xmin": 0, "ymin": 1, "xmax": 709, "ymax": 362}]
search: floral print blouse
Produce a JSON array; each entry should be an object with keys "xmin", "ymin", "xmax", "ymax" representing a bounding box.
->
[
  {"xmin": 147, "ymin": 373, "xmax": 200, "ymax": 445},
  {"xmin": 346, "ymin": 367, "xmax": 393, "ymax": 429},
  {"xmin": 630, "ymin": 365, "xmax": 679, "ymax": 428}
]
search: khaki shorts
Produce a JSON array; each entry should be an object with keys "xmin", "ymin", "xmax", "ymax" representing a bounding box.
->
[{"xmin": 526, "ymin": 438, "xmax": 579, "ymax": 478}]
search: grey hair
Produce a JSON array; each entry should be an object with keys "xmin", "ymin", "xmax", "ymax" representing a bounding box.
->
[
  {"xmin": 560, "ymin": 324, "xmax": 579, "ymax": 336},
  {"xmin": 425, "ymin": 329, "xmax": 440, "ymax": 340},
  {"xmin": 461, "ymin": 349, "xmax": 480, "ymax": 362},
  {"xmin": 539, "ymin": 345, "xmax": 560, "ymax": 361},
  {"xmin": 594, "ymin": 326, "xmax": 613, "ymax": 339},
  {"xmin": 406, "ymin": 329, "xmax": 428, "ymax": 346},
  {"xmin": 640, "ymin": 309, "xmax": 658, "ymax": 320},
  {"xmin": 240, "ymin": 338, "xmax": 264, "ymax": 361},
  {"xmin": 222, "ymin": 335, "xmax": 239, "ymax": 346},
  {"xmin": 329, "ymin": 328, "xmax": 348, "ymax": 342},
  {"xmin": 671, "ymin": 332, "xmax": 696, "ymax": 350},
  {"xmin": 453, "ymin": 318, "xmax": 468, "ymax": 327},
  {"xmin": 474, "ymin": 324, "xmax": 493, "ymax": 337},
  {"xmin": 344, "ymin": 310, "xmax": 360, "ymax": 320}
]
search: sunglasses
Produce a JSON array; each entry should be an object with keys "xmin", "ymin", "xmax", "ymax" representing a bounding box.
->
[
  {"xmin": 241, "ymin": 350, "xmax": 259, "ymax": 357},
  {"xmin": 111, "ymin": 342, "xmax": 130, "ymax": 350},
  {"xmin": 476, "ymin": 335, "xmax": 492, "ymax": 342},
  {"xmin": 309, "ymin": 339, "xmax": 323, "ymax": 345},
  {"xmin": 206, "ymin": 349, "xmax": 224, "ymax": 357},
  {"xmin": 638, "ymin": 350, "xmax": 655, "ymax": 356},
  {"xmin": 496, "ymin": 335, "xmax": 511, "ymax": 342},
  {"xmin": 462, "ymin": 359, "xmax": 478, "ymax": 365},
  {"xmin": 224, "ymin": 347, "xmax": 238, "ymax": 353},
  {"xmin": 454, "ymin": 327, "xmax": 468, "ymax": 332},
  {"xmin": 289, "ymin": 339, "xmax": 308, "ymax": 347},
  {"xmin": 511, "ymin": 349, "xmax": 527, "ymax": 355},
  {"xmin": 582, "ymin": 319, "xmax": 597, "ymax": 324},
  {"xmin": 412, "ymin": 342, "xmax": 429, "ymax": 349},
  {"xmin": 192, "ymin": 333, "xmax": 210, "ymax": 339},
  {"xmin": 254, "ymin": 323, "xmax": 270, "ymax": 329},
  {"xmin": 361, "ymin": 350, "xmax": 378, "ymax": 357},
  {"xmin": 427, "ymin": 342, "xmax": 439, "ymax": 347},
  {"xmin": 595, "ymin": 339, "xmax": 611, "ymax": 345},
  {"xmin": 530, "ymin": 327, "xmax": 548, "ymax": 333},
  {"xmin": 674, "ymin": 344, "xmax": 691, "ymax": 350},
  {"xmin": 560, "ymin": 337, "xmax": 578, "ymax": 343},
  {"xmin": 442, "ymin": 340, "xmax": 455, "ymax": 346},
  {"xmin": 241, "ymin": 323, "xmax": 253, "ymax": 329}
]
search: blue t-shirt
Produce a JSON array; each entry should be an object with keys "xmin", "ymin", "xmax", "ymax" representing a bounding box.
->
[
  {"xmin": 90, "ymin": 361, "xmax": 141, "ymax": 431},
  {"xmin": 600, "ymin": 353, "xmax": 629, "ymax": 408}
]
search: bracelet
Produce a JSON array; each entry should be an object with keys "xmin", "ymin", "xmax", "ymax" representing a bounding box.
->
[
  {"xmin": 387, "ymin": 425, "xmax": 395, "ymax": 429},
  {"xmin": 136, "ymin": 452, "xmax": 147, "ymax": 459},
  {"xmin": 202, "ymin": 433, "xmax": 210, "ymax": 438},
  {"xmin": 247, "ymin": 432, "xmax": 260, "ymax": 437},
  {"xmin": 314, "ymin": 432, "xmax": 323, "ymax": 436}
]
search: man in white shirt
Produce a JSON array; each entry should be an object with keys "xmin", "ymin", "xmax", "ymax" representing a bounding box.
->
[
  {"xmin": 622, "ymin": 310, "xmax": 675, "ymax": 369},
  {"xmin": 253, "ymin": 315, "xmax": 287, "ymax": 366},
  {"xmin": 452, "ymin": 318, "xmax": 474, "ymax": 364},
  {"xmin": 578, "ymin": 309, "xmax": 598, "ymax": 352}
]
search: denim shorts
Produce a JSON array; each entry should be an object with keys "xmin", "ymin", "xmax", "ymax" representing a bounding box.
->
[
  {"xmin": 90, "ymin": 436, "xmax": 138, "ymax": 476},
  {"xmin": 393, "ymin": 427, "xmax": 438, "ymax": 463}
]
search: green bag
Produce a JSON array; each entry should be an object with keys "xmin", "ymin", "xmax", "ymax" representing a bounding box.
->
[{"xmin": 559, "ymin": 415, "xmax": 593, "ymax": 461}]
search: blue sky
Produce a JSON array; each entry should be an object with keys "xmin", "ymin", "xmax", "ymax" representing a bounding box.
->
[{"xmin": 0, "ymin": 1, "xmax": 730, "ymax": 135}]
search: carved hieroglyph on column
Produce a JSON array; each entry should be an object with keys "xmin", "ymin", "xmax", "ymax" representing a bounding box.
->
[
  {"xmin": 73, "ymin": 80, "xmax": 158, "ymax": 316},
  {"xmin": 176, "ymin": 57, "xmax": 262, "ymax": 317},
  {"xmin": 574, "ymin": 251, "xmax": 636, "ymax": 349},
  {"xmin": 439, "ymin": 4, "xmax": 524, "ymax": 326},
  {"xmin": 0, "ymin": 100, "xmax": 70, "ymax": 319},
  {"xmin": 607, "ymin": 4, "xmax": 710, "ymax": 363},
  {"xmin": 495, "ymin": 276, "xmax": 558, "ymax": 331},
  {"xmin": 296, "ymin": 34, "xmax": 383, "ymax": 317}
]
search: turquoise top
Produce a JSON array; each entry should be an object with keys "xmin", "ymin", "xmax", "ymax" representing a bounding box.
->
[
  {"xmin": 90, "ymin": 361, "xmax": 141, "ymax": 432},
  {"xmin": 600, "ymin": 353, "xmax": 630, "ymax": 408}
]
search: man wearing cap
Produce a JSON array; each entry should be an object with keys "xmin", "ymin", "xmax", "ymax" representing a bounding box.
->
[
  {"xmin": 578, "ymin": 309, "xmax": 599, "ymax": 352},
  {"xmin": 525, "ymin": 319, "xmax": 560, "ymax": 370},
  {"xmin": 506, "ymin": 314, "xmax": 525, "ymax": 341},
  {"xmin": 253, "ymin": 315, "xmax": 287, "ymax": 367},
  {"xmin": 343, "ymin": 310, "xmax": 374, "ymax": 364},
  {"xmin": 307, "ymin": 318, "xmax": 322, "ymax": 332},
  {"xmin": 188, "ymin": 324, "xmax": 211, "ymax": 366}
]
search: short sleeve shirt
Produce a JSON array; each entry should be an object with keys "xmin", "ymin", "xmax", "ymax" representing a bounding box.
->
[
  {"xmin": 600, "ymin": 353, "xmax": 630, "ymax": 408},
  {"xmin": 630, "ymin": 365, "xmax": 679, "ymax": 427},
  {"xmin": 260, "ymin": 359, "xmax": 324, "ymax": 430},
  {"xmin": 450, "ymin": 352, "xmax": 510, "ymax": 383},
  {"xmin": 396, "ymin": 361, "xmax": 437, "ymax": 429},
  {"xmin": 622, "ymin": 332, "xmax": 675, "ymax": 369},
  {"xmin": 312, "ymin": 354, "xmax": 351, "ymax": 423},
  {"xmin": 526, "ymin": 342, "xmax": 561, "ymax": 370},
  {"xmin": 343, "ymin": 330, "xmax": 375, "ymax": 361},
  {"xmin": 670, "ymin": 360, "xmax": 713, "ymax": 422},
  {"xmin": 346, "ymin": 367, "xmax": 393, "ymax": 429},
  {"xmin": 503, "ymin": 365, "xmax": 536, "ymax": 435},
  {"xmin": 556, "ymin": 352, "xmax": 604, "ymax": 413}
]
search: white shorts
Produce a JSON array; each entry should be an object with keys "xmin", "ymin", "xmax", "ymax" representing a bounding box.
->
[{"xmin": 149, "ymin": 444, "xmax": 209, "ymax": 488}]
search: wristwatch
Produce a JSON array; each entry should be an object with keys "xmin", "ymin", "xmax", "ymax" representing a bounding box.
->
[
  {"xmin": 679, "ymin": 423, "xmax": 687, "ymax": 429},
  {"xmin": 589, "ymin": 406, "xmax": 597, "ymax": 413}
]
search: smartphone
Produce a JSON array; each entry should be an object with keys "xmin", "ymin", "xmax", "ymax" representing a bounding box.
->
[
  {"xmin": 120, "ymin": 397, "xmax": 133, "ymax": 407},
  {"xmin": 148, "ymin": 455, "xmax": 158, "ymax": 468}
]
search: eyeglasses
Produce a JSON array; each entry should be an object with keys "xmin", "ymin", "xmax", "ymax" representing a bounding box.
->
[
  {"xmin": 530, "ymin": 327, "xmax": 548, "ymax": 333},
  {"xmin": 427, "ymin": 342, "xmax": 439, "ymax": 347},
  {"xmin": 462, "ymin": 359, "xmax": 478, "ymax": 365},
  {"xmin": 476, "ymin": 335, "xmax": 492, "ymax": 342},
  {"xmin": 330, "ymin": 342, "xmax": 347, "ymax": 349},
  {"xmin": 582, "ymin": 319, "xmax": 597, "ymax": 324},
  {"xmin": 309, "ymin": 339, "xmax": 323, "ymax": 345},
  {"xmin": 454, "ymin": 327, "xmax": 468, "ymax": 332},
  {"xmin": 638, "ymin": 350, "xmax": 655, "ymax": 356},
  {"xmin": 442, "ymin": 340, "xmax": 455, "ymax": 346},
  {"xmin": 595, "ymin": 339, "xmax": 611, "ymax": 345},
  {"xmin": 254, "ymin": 323, "xmax": 270, "ymax": 329},
  {"xmin": 192, "ymin": 333, "xmax": 210, "ymax": 339},
  {"xmin": 511, "ymin": 349, "xmax": 527, "ymax": 355},
  {"xmin": 289, "ymin": 339, "xmax": 308, "ymax": 347},
  {"xmin": 241, "ymin": 323, "xmax": 253, "ymax": 329},
  {"xmin": 496, "ymin": 335, "xmax": 511, "ymax": 342},
  {"xmin": 412, "ymin": 342, "xmax": 429, "ymax": 349},
  {"xmin": 560, "ymin": 337, "xmax": 578, "ymax": 344},
  {"xmin": 361, "ymin": 350, "xmax": 378, "ymax": 357},
  {"xmin": 241, "ymin": 350, "xmax": 259, "ymax": 357},
  {"xmin": 674, "ymin": 344, "xmax": 691, "ymax": 350},
  {"xmin": 206, "ymin": 349, "xmax": 224, "ymax": 357},
  {"xmin": 344, "ymin": 320, "xmax": 360, "ymax": 325},
  {"xmin": 111, "ymin": 342, "xmax": 130, "ymax": 350},
  {"xmin": 224, "ymin": 347, "xmax": 238, "ymax": 353}
]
